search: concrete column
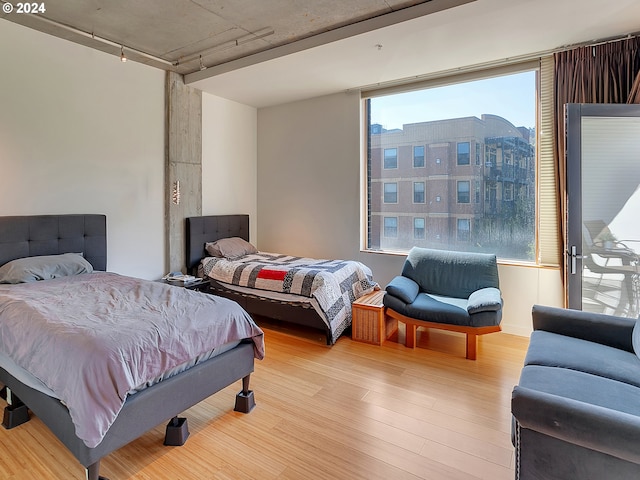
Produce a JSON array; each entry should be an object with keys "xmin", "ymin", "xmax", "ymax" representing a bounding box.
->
[{"xmin": 166, "ymin": 71, "xmax": 202, "ymax": 272}]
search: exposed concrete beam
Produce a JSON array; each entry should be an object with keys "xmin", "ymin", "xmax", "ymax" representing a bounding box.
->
[{"xmin": 166, "ymin": 71, "xmax": 202, "ymax": 272}]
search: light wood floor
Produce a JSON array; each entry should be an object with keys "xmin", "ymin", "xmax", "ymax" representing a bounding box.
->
[{"xmin": 0, "ymin": 322, "xmax": 529, "ymax": 480}]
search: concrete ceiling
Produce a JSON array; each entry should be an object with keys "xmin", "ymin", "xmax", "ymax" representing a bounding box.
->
[{"xmin": 3, "ymin": 0, "xmax": 640, "ymax": 108}]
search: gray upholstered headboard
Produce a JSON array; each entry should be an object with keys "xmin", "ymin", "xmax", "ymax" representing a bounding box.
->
[
  {"xmin": 0, "ymin": 214, "xmax": 107, "ymax": 271},
  {"xmin": 186, "ymin": 215, "xmax": 249, "ymax": 272}
]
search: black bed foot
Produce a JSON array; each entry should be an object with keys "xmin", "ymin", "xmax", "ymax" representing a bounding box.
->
[
  {"xmin": 234, "ymin": 390, "xmax": 256, "ymax": 413},
  {"xmin": 86, "ymin": 461, "xmax": 109, "ymax": 480},
  {"xmin": 2, "ymin": 403, "xmax": 30, "ymax": 429},
  {"xmin": 164, "ymin": 416, "xmax": 190, "ymax": 446},
  {"xmin": 2, "ymin": 389, "xmax": 30, "ymax": 429},
  {"xmin": 234, "ymin": 375, "xmax": 256, "ymax": 413}
]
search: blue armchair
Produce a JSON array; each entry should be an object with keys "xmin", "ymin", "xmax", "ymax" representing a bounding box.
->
[{"xmin": 383, "ymin": 247, "xmax": 503, "ymax": 359}]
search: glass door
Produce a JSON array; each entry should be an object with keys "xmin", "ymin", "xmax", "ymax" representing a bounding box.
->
[{"xmin": 566, "ymin": 103, "xmax": 640, "ymax": 316}]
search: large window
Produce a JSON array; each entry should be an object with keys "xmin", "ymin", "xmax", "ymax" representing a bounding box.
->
[{"xmin": 365, "ymin": 67, "xmax": 537, "ymax": 260}]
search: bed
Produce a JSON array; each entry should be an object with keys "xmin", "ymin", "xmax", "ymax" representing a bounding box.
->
[
  {"xmin": 186, "ymin": 215, "xmax": 378, "ymax": 345},
  {"xmin": 0, "ymin": 214, "xmax": 265, "ymax": 480}
]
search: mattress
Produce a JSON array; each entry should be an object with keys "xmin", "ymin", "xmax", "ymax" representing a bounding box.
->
[{"xmin": 0, "ymin": 341, "xmax": 240, "ymax": 400}]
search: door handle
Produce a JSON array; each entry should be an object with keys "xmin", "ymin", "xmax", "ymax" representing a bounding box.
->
[{"xmin": 567, "ymin": 245, "xmax": 587, "ymax": 275}]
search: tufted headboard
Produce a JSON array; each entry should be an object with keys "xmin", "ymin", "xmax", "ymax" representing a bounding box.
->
[
  {"xmin": 0, "ymin": 214, "xmax": 107, "ymax": 271},
  {"xmin": 185, "ymin": 215, "xmax": 249, "ymax": 272}
]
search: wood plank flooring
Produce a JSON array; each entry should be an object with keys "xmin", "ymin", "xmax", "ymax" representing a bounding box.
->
[{"xmin": 0, "ymin": 322, "xmax": 529, "ymax": 480}]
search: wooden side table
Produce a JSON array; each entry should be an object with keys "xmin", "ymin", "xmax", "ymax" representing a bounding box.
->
[{"xmin": 351, "ymin": 290, "xmax": 397, "ymax": 345}]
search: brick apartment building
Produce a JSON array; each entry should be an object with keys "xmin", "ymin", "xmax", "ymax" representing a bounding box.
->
[{"xmin": 368, "ymin": 114, "xmax": 535, "ymax": 258}]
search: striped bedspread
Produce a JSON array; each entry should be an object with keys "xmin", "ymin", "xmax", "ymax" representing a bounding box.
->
[{"xmin": 202, "ymin": 252, "xmax": 378, "ymax": 342}]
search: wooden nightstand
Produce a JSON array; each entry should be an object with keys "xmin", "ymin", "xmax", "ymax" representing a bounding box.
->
[{"xmin": 351, "ymin": 290, "xmax": 397, "ymax": 345}]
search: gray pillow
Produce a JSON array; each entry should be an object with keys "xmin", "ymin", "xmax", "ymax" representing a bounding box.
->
[
  {"xmin": 205, "ymin": 237, "xmax": 257, "ymax": 260},
  {"xmin": 0, "ymin": 253, "xmax": 93, "ymax": 284}
]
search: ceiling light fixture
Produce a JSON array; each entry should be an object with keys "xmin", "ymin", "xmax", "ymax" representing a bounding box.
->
[
  {"xmin": 10, "ymin": 11, "xmax": 174, "ymax": 68},
  {"xmin": 120, "ymin": 45, "xmax": 127, "ymax": 63}
]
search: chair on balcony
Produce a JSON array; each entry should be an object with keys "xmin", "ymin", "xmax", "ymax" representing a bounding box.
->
[
  {"xmin": 383, "ymin": 247, "xmax": 503, "ymax": 359},
  {"xmin": 582, "ymin": 220, "xmax": 640, "ymax": 315}
]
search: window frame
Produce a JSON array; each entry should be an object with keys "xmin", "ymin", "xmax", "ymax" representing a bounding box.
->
[
  {"xmin": 457, "ymin": 142, "xmax": 470, "ymax": 165},
  {"xmin": 361, "ymin": 58, "xmax": 556, "ymax": 265},
  {"xmin": 383, "ymin": 148, "xmax": 398, "ymax": 169},
  {"xmin": 457, "ymin": 180, "xmax": 470, "ymax": 204},
  {"xmin": 383, "ymin": 216, "xmax": 398, "ymax": 237},
  {"xmin": 383, "ymin": 182, "xmax": 398, "ymax": 203}
]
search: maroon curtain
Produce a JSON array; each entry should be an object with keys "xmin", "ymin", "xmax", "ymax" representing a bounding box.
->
[{"xmin": 554, "ymin": 36, "xmax": 640, "ymax": 304}]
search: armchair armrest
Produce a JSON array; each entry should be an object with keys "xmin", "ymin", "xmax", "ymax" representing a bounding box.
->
[
  {"xmin": 467, "ymin": 287, "xmax": 502, "ymax": 314},
  {"xmin": 512, "ymin": 385, "xmax": 640, "ymax": 465},
  {"xmin": 385, "ymin": 276, "xmax": 419, "ymax": 304},
  {"xmin": 532, "ymin": 305, "xmax": 636, "ymax": 353}
]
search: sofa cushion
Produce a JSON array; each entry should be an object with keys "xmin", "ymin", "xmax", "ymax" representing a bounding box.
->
[
  {"xmin": 519, "ymin": 365, "xmax": 640, "ymax": 417},
  {"xmin": 401, "ymin": 247, "xmax": 499, "ymax": 299},
  {"xmin": 525, "ymin": 330, "xmax": 640, "ymax": 388},
  {"xmin": 405, "ymin": 293, "xmax": 471, "ymax": 326},
  {"xmin": 467, "ymin": 287, "xmax": 502, "ymax": 314},
  {"xmin": 385, "ymin": 275, "xmax": 420, "ymax": 304}
]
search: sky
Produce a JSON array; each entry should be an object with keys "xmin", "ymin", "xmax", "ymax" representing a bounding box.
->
[{"xmin": 370, "ymin": 71, "xmax": 536, "ymax": 131}]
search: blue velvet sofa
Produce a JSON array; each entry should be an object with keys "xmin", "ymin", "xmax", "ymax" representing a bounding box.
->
[
  {"xmin": 511, "ymin": 305, "xmax": 640, "ymax": 479},
  {"xmin": 383, "ymin": 247, "xmax": 503, "ymax": 359}
]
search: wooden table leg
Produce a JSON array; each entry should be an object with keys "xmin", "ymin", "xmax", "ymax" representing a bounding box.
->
[
  {"xmin": 405, "ymin": 323, "xmax": 417, "ymax": 348},
  {"xmin": 466, "ymin": 333, "xmax": 477, "ymax": 360}
]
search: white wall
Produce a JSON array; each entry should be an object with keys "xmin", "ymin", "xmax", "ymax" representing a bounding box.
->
[
  {"xmin": 0, "ymin": 21, "xmax": 165, "ymax": 279},
  {"xmin": 202, "ymin": 94, "xmax": 258, "ymax": 243},
  {"xmin": 257, "ymin": 92, "xmax": 564, "ymax": 336}
]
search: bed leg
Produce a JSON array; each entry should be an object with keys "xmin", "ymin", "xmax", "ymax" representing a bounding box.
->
[
  {"xmin": 86, "ymin": 461, "xmax": 109, "ymax": 480},
  {"xmin": 1, "ymin": 388, "xmax": 30, "ymax": 429},
  {"xmin": 234, "ymin": 375, "xmax": 255, "ymax": 413},
  {"xmin": 164, "ymin": 416, "xmax": 190, "ymax": 446}
]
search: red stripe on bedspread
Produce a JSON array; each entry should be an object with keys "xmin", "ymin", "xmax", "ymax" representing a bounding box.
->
[{"xmin": 257, "ymin": 269, "xmax": 287, "ymax": 281}]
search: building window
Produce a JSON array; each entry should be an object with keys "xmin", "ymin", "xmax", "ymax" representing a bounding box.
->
[
  {"xmin": 383, "ymin": 182, "xmax": 397, "ymax": 203},
  {"xmin": 413, "ymin": 145, "xmax": 425, "ymax": 167},
  {"xmin": 383, "ymin": 148, "xmax": 397, "ymax": 169},
  {"xmin": 457, "ymin": 181, "xmax": 470, "ymax": 204},
  {"xmin": 414, "ymin": 218, "xmax": 425, "ymax": 239},
  {"xmin": 413, "ymin": 182, "xmax": 425, "ymax": 203},
  {"xmin": 504, "ymin": 183, "xmax": 514, "ymax": 201},
  {"xmin": 457, "ymin": 218, "xmax": 470, "ymax": 242},
  {"xmin": 457, "ymin": 142, "xmax": 470, "ymax": 165},
  {"xmin": 364, "ymin": 67, "xmax": 537, "ymax": 261},
  {"xmin": 384, "ymin": 217, "xmax": 398, "ymax": 237}
]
